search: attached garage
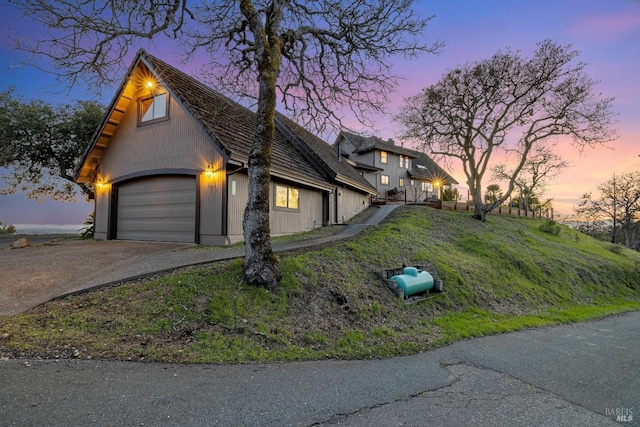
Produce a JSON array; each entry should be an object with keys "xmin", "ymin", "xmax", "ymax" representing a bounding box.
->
[{"xmin": 115, "ymin": 175, "xmax": 197, "ymax": 243}]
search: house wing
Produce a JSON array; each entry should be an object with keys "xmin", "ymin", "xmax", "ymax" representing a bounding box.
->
[{"xmin": 275, "ymin": 114, "xmax": 378, "ymax": 195}]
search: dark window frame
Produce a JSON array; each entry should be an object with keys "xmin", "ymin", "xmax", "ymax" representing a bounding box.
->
[{"xmin": 138, "ymin": 93, "xmax": 170, "ymax": 126}]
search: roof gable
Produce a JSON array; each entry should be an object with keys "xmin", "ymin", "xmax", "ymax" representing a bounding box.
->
[
  {"xmin": 275, "ymin": 115, "xmax": 377, "ymax": 195},
  {"xmin": 338, "ymin": 131, "xmax": 416, "ymax": 157},
  {"xmin": 75, "ymin": 50, "xmax": 329, "ymax": 187}
]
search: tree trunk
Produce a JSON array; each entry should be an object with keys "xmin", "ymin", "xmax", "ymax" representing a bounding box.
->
[
  {"xmin": 241, "ymin": 6, "xmax": 283, "ymax": 292},
  {"xmin": 242, "ymin": 73, "xmax": 283, "ymax": 291},
  {"xmin": 472, "ymin": 200, "xmax": 488, "ymax": 222}
]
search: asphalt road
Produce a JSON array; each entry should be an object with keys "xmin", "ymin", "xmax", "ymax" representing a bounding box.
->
[{"xmin": 1, "ymin": 311, "xmax": 637, "ymax": 426}]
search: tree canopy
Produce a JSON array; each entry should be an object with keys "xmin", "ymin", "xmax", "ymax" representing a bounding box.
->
[
  {"xmin": 0, "ymin": 88, "xmax": 103, "ymax": 202},
  {"xmin": 575, "ymin": 171, "xmax": 640, "ymax": 249},
  {"xmin": 397, "ymin": 40, "xmax": 617, "ymax": 221},
  {"xmin": 8, "ymin": 0, "xmax": 440, "ymax": 290}
]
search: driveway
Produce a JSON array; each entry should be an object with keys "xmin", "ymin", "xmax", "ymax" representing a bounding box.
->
[{"xmin": 0, "ymin": 239, "xmax": 191, "ymax": 317}]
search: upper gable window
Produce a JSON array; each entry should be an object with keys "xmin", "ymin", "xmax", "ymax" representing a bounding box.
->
[
  {"xmin": 380, "ymin": 151, "xmax": 388, "ymax": 164},
  {"xmin": 138, "ymin": 93, "xmax": 169, "ymax": 125}
]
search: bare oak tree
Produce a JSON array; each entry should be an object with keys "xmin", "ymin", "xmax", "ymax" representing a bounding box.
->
[
  {"xmin": 492, "ymin": 145, "xmax": 569, "ymax": 211},
  {"xmin": 8, "ymin": 0, "xmax": 440, "ymax": 291},
  {"xmin": 575, "ymin": 171, "xmax": 640, "ymax": 248},
  {"xmin": 396, "ymin": 40, "xmax": 617, "ymax": 221}
]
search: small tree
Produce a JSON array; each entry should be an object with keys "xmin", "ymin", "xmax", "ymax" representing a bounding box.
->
[
  {"xmin": 575, "ymin": 171, "xmax": 640, "ymax": 248},
  {"xmin": 397, "ymin": 40, "xmax": 617, "ymax": 221},
  {"xmin": 442, "ymin": 187, "xmax": 459, "ymax": 202},
  {"xmin": 484, "ymin": 184, "xmax": 502, "ymax": 204},
  {"xmin": 493, "ymin": 145, "xmax": 569, "ymax": 212},
  {"xmin": 0, "ymin": 88, "xmax": 103, "ymax": 202},
  {"xmin": 8, "ymin": 0, "xmax": 441, "ymax": 291}
]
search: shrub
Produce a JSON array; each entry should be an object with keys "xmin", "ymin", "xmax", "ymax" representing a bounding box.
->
[
  {"xmin": 539, "ymin": 220, "xmax": 561, "ymax": 236},
  {"xmin": 609, "ymin": 244, "xmax": 623, "ymax": 255},
  {"xmin": 79, "ymin": 214, "xmax": 94, "ymax": 239},
  {"xmin": 0, "ymin": 221, "xmax": 16, "ymax": 235}
]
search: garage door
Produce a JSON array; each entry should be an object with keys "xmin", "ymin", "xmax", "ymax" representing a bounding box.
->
[{"xmin": 116, "ymin": 175, "xmax": 197, "ymax": 243}]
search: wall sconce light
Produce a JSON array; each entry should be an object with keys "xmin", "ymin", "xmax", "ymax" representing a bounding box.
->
[
  {"xmin": 205, "ymin": 165, "xmax": 215, "ymax": 180},
  {"xmin": 94, "ymin": 175, "xmax": 109, "ymax": 190}
]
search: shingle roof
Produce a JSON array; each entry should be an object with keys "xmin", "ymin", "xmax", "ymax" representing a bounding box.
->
[
  {"xmin": 407, "ymin": 150, "xmax": 459, "ymax": 185},
  {"xmin": 339, "ymin": 131, "xmax": 416, "ymax": 157},
  {"xmin": 275, "ymin": 114, "xmax": 377, "ymax": 194},
  {"xmin": 75, "ymin": 50, "xmax": 383, "ymax": 195},
  {"xmin": 140, "ymin": 53, "xmax": 329, "ymax": 187}
]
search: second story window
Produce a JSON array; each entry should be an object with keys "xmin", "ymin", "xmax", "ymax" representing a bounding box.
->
[
  {"xmin": 399, "ymin": 155, "xmax": 409, "ymax": 168},
  {"xmin": 380, "ymin": 151, "xmax": 388, "ymax": 164},
  {"xmin": 399, "ymin": 178, "xmax": 404, "ymax": 187},
  {"xmin": 139, "ymin": 93, "xmax": 169, "ymax": 125},
  {"xmin": 381, "ymin": 175, "xmax": 389, "ymax": 185}
]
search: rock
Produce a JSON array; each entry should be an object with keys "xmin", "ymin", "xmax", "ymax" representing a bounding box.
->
[
  {"xmin": 0, "ymin": 332, "xmax": 10, "ymax": 340},
  {"xmin": 10, "ymin": 237, "xmax": 30, "ymax": 249}
]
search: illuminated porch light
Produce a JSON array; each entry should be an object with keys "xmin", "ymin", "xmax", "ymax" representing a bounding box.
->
[
  {"xmin": 205, "ymin": 165, "xmax": 215, "ymax": 180},
  {"xmin": 145, "ymin": 80, "xmax": 155, "ymax": 88},
  {"xmin": 96, "ymin": 178, "xmax": 108, "ymax": 190}
]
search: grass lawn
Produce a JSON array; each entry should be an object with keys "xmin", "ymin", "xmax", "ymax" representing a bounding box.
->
[{"xmin": 1, "ymin": 206, "xmax": 638, "ymax": 363}]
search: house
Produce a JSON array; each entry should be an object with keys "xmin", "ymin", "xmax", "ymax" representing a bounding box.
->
[
  {"xmin": 74, "ymin": 50, "xmax": 377, "ymax": 245},
  {"xmin": 334, "ymin": 131, "xmax": 458, "ymax": 203}
]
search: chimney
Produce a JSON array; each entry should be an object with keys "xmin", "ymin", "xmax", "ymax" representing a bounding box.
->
[{"xmin": 388, "ymin": 138, "xmax": 395, "ymax": 145}]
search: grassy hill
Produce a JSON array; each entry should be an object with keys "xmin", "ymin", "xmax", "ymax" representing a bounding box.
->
[{"xmin": 1, "ymin": 205, "xmax": 639, "ymax": 363}]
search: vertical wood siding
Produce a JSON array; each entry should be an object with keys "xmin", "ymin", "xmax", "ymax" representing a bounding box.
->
[
  {"xmin": 99, "ymin": 87, "xmax": 224, "ymax": 180},
  {"xmin": 97, "ymin": 87, "xmax": 225, "ymax": 242},
  {"xmin": 94, "ymin": 186, "xmax": 110, "ymax": 240},
  {"xmin": 336, "ymin": 187, "xmax": 370, "ymax": 223},
  {"xmin": 225, "ymin": 173, "xmax": 326, "ymax": 244},
  {"xmin": 226, "ymin": 173, "xmax": 249, "ymax": 242},
  {"xmin": 270, "ymin": 184, "xmax": 324, "ymax": 235}
]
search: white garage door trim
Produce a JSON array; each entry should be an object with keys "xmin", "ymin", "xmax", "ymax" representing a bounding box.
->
[{"xmin": 116, "ymin": 175, "xmax": 197, "ymax": 243}]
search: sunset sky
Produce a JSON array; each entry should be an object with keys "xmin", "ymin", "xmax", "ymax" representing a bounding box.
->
[{"xmin": 1, "ymin": 0, "xmax": 639, "ymax": 225}]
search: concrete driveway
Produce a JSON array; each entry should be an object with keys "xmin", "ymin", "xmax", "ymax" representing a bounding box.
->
[{"xmin": 0, "ymin": 239, "xmax": 192, "ymax": 317}]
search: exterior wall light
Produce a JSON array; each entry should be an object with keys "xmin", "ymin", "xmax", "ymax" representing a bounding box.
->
[{"xmin": 205, "ymin": 165, "xmax": 215, "ymax": 180}]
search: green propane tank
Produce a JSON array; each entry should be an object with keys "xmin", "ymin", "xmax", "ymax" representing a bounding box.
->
[{"xmin": 390, "ymin": 267, "xmax": 434, "ymax": 298}]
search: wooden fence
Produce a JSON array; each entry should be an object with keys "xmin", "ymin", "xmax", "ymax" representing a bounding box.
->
[{"xmin": 440, "ymin": 200, "xmax": 553, "ymax": 220}]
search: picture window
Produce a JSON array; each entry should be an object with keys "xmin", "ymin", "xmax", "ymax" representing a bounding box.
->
[{"xmin": 275, "ymin": 184, "xmax": 300, "ymax": 210}]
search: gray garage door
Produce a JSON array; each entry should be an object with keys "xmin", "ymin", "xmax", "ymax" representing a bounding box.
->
[{"xmin": 116, "ymin": 175, "xmax": 196, "ymax": 243}]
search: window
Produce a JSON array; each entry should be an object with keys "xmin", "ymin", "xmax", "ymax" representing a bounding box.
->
[
  {"xmin": 399, "ymin": 178, "xmax": 404, "ymax": 187},
  {"xmin": 399, "ymin": 155, "xmax": 409, "ymax": 168},
  {"xmin": 381, "ymin": 175, "xmax": 389, "ymax": 185},
  {"xmin": 139, "ymin": 93, "xmax": 168, "ymax": 124},
  {"xmin": 380, "ymin": 151, "xmax": 388, "ymax": 164},
  {"xmin": 410, "ymin": 180, "xmax": 415, "ymax": 186},
  {"xmin": 275, "ymin": 184, "xmax": 299, "ymax": 210}
]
